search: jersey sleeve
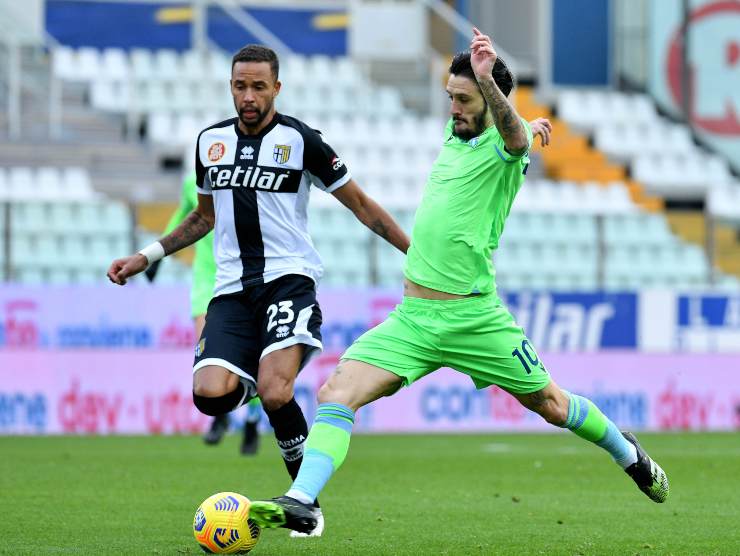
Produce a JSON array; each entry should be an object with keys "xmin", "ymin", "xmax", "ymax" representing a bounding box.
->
[
  {"xmin": 194, "ymin": 133, "xmax": 212, "ymax": 195},
  {"xmin": 164, "ymin": 173, "xmax": 197, "ymax": 235},
  {"xmin": 303, "ymin": 129, "xmax": 351, "ymax": 193},
  {"xmin": 492, "ymin": 117, "xmax": 533, "ymax": 163}
]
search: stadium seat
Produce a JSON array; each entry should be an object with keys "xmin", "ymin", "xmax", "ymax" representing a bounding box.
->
[
  {"xmin": 153, "ymin": 49, "xmax": 182, "ymax": 80},
  {"xmin": 52, "ymin": 46, "xmax": 77, "ymax": 81},
  {"xmin": 100, "ymin": 48, "xmax": 129, "ymax": 80},
  {"xmin": 76, "ymin": 47, "xmax": 102, "ymax": 81},
  {"xmin": 130, "ymin": 48, "xmax": 156, "ymax": 80}
]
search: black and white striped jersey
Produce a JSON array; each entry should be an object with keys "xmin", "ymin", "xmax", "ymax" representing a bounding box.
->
[{"xmin": 195, "ymin": 113, "xmax": 350, "ymax": 297}]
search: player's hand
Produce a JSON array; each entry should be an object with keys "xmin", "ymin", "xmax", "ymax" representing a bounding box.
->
[
  {"xmin": 529, "ymin": 117, "xmax": 553, "ymax": 147},
  {"xmin": 107, "ymin": 254, "xmax": 148, "ymax": 285},
  {"xmin": 470, "ymin": 27, "xmax": 497, "ymax": 80}
]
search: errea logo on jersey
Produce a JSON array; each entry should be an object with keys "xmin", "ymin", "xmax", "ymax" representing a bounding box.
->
[
  {"xmin": 207, "ymin": 165, "xmax": 292, "ymax": 191},
  {"xmin": 240, "ymin": 146, "xmax": 254, "ymax": 160}
]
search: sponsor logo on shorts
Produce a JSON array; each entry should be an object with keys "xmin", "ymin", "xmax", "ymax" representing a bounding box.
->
[
  {"xmin": 275, "ymin": 325, "xmax": 290, "ymax": 339},
  {"xmin": 195, "ymin": 338, "xmax": 206, "ymax": 357},
  {"xmin": 208, "ymin": 142, "xmax": 226, "ymax": 162}
]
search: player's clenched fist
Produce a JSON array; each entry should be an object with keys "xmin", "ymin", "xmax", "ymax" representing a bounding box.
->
[{"xmin": 107, "ymin": 254, "xmax": 148, "ymax": 285}]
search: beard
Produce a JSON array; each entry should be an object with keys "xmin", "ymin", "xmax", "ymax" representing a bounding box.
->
[
  {"xmin": 451, "ymin": 107, "xmax": 488, "ymax": 141},
  {"xmin": 238, "ymin": 99, "xmax": 273, "ymax": 129}
]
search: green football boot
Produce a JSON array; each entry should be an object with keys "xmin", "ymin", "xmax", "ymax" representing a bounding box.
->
[{"xmin": 249, "ymin": 496, "xmax": 317, "ymax": 534}]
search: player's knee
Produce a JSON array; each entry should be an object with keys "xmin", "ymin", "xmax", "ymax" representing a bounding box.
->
[
  {"xmin": 257, "ymin": 383, "xmax": 293, "ymax": 412},
  {"xmin": 193, "ymin": 366, "xmax": 239, "ymax": 398},
  {"xmin": 192, "ymin": 381, "xmax": 231, "ymax": 398},
  {"xmin": 317, "ymin": 375, "xmax": 351, "ymax": 405}
]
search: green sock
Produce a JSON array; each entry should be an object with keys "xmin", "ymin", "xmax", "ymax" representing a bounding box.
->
[{"xmin": 563, "ymin": 392, "xmax": 637, "ymax": 468}]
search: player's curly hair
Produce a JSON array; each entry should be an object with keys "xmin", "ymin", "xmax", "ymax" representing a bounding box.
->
[
  {"xmin": 449, "ymin": 51, "xmax": 515, "ymax": 97},
  {"xmin": 232, "ymin": 44, "xmax": 279, "ymax": 81}
]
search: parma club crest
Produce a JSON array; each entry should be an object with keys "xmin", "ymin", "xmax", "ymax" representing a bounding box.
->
[
  {"xmin": 273, "ymin": 144, "xmax": 291, "ymax": 164},
  {"xmin": 195, "ymin": 338, "xmax": 206, "ymax": 357}
]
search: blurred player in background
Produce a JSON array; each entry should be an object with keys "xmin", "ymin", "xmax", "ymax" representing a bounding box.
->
[
  {"xmin": 146, "ymin": 172, "xmax": 261, "ymax": 455},
  {"xmin": 107, "ymin": 44, "xmax": 410, "ymax": 537},
  {"xmin": 248, "ymin": 29, "xmax": 669, "ymax": 534}
]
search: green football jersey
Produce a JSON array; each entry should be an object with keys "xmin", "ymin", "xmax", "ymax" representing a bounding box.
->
[
  {"xmin": 404, "ymin": 118, "xmax": 533, "ymax": 295},
  {"xmin": 165, "ymin": 172, "xmax": 216, "ymax": 301}
]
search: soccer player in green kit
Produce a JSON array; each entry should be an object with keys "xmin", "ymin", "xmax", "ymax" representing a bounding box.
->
[
  {"xmin": 152, "ymin": 172, "xmax": 262, "ymax": 454},
  {"xmin": 249, "ymin": 28, "xmax": 670, "ymax": 534}
]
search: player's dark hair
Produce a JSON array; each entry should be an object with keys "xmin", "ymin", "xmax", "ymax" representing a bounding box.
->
[
  {"xmin": 232, "ymin": 44, "xmax": 279, "ymax": 81},
  {"xmin": 449, "ymin": 51, "xmax": 515, "ymax": 97}
]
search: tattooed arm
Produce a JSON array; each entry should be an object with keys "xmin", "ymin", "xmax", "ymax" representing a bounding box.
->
[
  {"xmin": 469, "ymin": 27, "xmax": 529, "ymax": 154},
  {"xmin": 160, "ymin": 194, "xmax": 215, "ymax": 255},
  {"xmin": 107, "ymin": 194, "xmax": 215, "ymax": 285},
  {"xmin": 332, "ymin": 180, "xmax": 410, "ymax": 254}
]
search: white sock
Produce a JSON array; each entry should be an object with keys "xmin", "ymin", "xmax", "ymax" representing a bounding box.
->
[{"xmin": 285, "ymin": 489, "xmax": 313, "ymax": 505}]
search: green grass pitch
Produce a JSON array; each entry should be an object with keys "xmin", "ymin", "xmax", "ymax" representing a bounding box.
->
[{"xmin": 1, "ymin": 432, "xmax": 738, "ymax": 555}]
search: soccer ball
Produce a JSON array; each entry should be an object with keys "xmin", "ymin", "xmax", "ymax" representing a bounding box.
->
[{"xmin": 193, "ymin": 492, "xmax": 261, "ymax": 554}]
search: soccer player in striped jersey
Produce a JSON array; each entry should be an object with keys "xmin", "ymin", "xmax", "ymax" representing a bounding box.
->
[{"xmin": 108, "ymin": 44, "xmax": 410, "ymax": 537}]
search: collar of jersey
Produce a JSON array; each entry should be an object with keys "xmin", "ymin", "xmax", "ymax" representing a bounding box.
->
[{"xmin": 234, "ymin": 112, "xmax": 281, "ymax": 139}]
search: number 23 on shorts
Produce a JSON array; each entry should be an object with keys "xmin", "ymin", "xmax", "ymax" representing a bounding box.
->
[{"xmin": 266, "ymin": 300, "xmax": 295, "ymax": 332}]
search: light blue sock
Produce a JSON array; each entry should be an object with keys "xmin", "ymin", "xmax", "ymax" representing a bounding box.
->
[
  {"xmin": 562, "ymin": 391, "xmax": 637, "ymax": 469},
  {"xmin": 285, "ymin": 403, "xmax": 355, "ymax": 504},
  {"xmin": 596, "ymin": 420, "xmax": 637, "ymax": 468}
]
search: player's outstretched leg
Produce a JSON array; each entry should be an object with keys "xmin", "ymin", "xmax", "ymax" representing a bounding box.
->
[
  {"xmin": 250, "ymin": 401, "xmax": 354, "ymax": 533},
  {"xmin": 514, "ymin": 382, "xmax": 669, "ymax": 503},
  {"xmin": 249, "ymin": 360, "xmax": 401, "ymax": 533}
]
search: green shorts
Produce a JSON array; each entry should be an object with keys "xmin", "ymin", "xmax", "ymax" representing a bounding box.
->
[{"xmin": 342, "ymin": 294, "xmax": 550, "ymax": 394}]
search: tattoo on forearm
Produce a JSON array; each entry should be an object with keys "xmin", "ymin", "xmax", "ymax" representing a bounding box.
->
[
  {"xmin": 160, "ymin": 211, "xmax": 213, "ymax": 255},
  {"xmin": 477, "ymin": 77, "xmax": 526, "ymax": 149}
]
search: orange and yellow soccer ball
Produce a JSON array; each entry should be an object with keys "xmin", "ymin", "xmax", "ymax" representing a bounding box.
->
[{"xmin": 193, "ymin": 492, "xmax": 261, "ymax": 554}]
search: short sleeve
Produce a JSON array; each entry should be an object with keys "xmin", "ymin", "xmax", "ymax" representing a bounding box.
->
[
  {"xmin": 194, "ymin": 133, "xmax": 212, "ymax": 195},
  {"xmin": 492, "ymin": 117, "xmax": 533, "ymax": 163},
  {"xmin": 303, "ymin": 129, "xmax": 351, "ymax": 193}
]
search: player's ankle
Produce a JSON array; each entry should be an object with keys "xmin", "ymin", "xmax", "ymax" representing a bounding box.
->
[{"xmin": 285, "ymin": 489, "xmax": 313, "ymax": 505}]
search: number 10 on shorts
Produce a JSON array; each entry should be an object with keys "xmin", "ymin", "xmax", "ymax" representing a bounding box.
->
[{"xmin": 512, "ymin": 340, "xmax": 545, "ymax": 374}]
